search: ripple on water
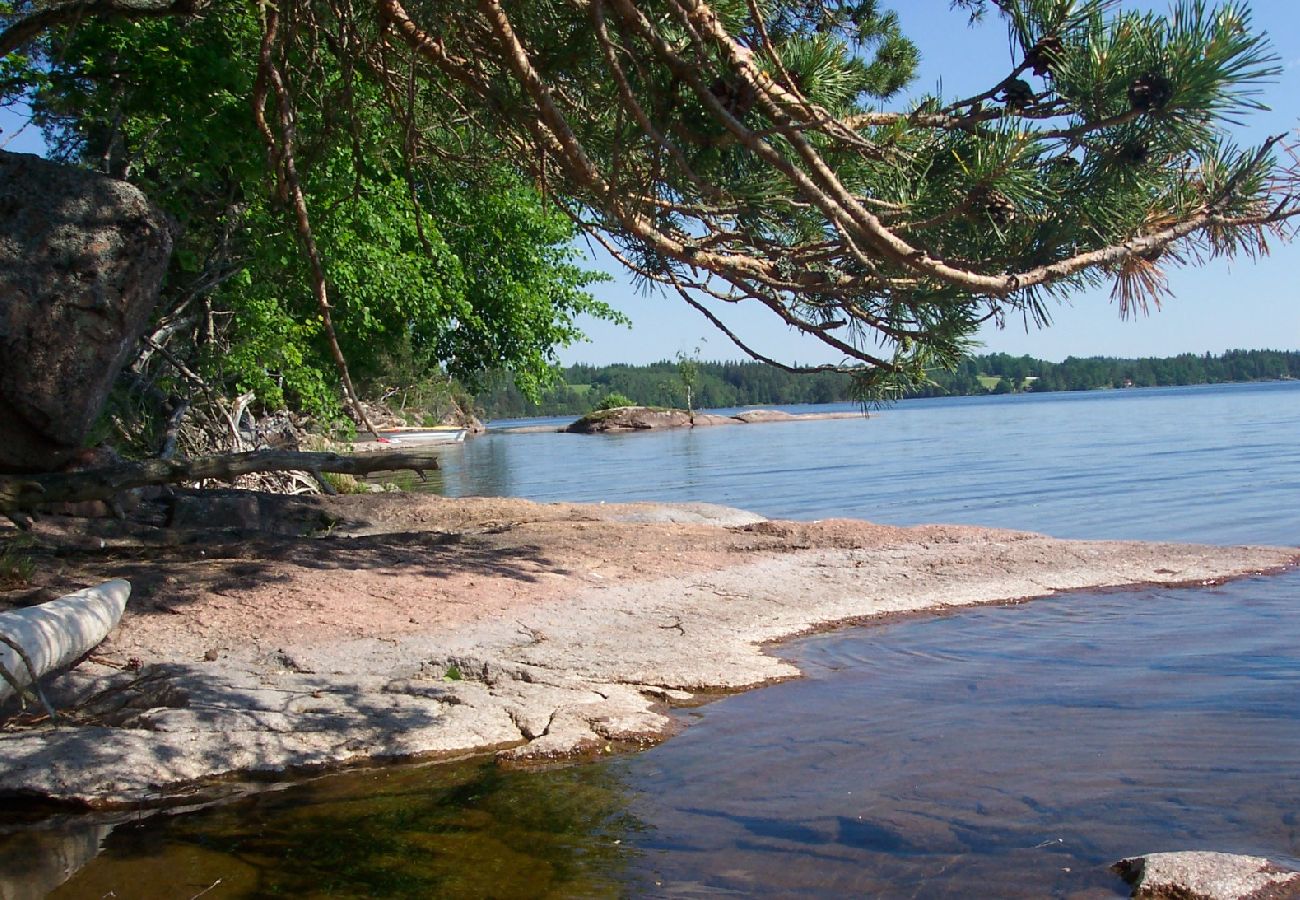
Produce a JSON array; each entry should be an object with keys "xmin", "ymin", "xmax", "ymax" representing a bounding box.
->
[{"xmin": 615, "ymin": 572, "xmax": 1300, "ymax": 897}]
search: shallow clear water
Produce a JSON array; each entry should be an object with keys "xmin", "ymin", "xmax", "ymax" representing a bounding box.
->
[
  {"xmin": 618, "ymin": 573, "xmax": 1300, "ymax": 897},
  {"xmin": 13, "ymin": 382, "xmax": 1300, "ymax": 898}
]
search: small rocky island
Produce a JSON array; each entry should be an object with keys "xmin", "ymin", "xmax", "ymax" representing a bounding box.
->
[{"xmin": 565, "ymin": 405, "xmax": 864, "ymax": 433}]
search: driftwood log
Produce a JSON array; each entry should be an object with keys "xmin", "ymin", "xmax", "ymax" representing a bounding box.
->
[{"xmin": 0, "ymin": 448, "xmax": 440, "ymax": 515}]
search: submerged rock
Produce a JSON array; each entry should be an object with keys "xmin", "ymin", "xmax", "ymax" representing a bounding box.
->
[
  {"xmin": 0, "ymin": 151, "xmax": 172, "ymax": 472},
  {"xmin": 1113, "ymin": 851, "xmax": 1300, "ymax": 899}
]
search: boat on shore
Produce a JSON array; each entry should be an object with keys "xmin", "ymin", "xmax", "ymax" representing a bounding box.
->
[{"xmin": 370, "ymin": 427, "xmax": 467, "ymax": 445}]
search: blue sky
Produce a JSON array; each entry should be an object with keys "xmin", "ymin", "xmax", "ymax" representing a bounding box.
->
[
  {"xmin": 564, "ymin": 0, "xmax": 1300, "ymax": 365},
  {"xmin": 3, "ymin": 2, "xmax": 1294, "ymax": 366}
]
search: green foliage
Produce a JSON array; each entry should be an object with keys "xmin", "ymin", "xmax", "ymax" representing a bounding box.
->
[
  {"xmin": 4, "ymin": 0, "xmax": 1294, "ymax": 415},
  {"xmin": 594, "ymin": 391, "xmax": 636, "ymax": 411},
  {"xmin": 431, "ymin": 0, "xmax": 1292, "ymax": 397},
  {"xmin": 24, "ymin": 9, "xmax": 621, "ymax": 422},
  {"xmin": 318, "ymin": 472, "xmax": 371, "ymax": 496}
]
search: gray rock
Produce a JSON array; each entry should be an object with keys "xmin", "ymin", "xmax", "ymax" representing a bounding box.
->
[
  {"xmin": 168, "ymin": 493, "xmax": 265, "ymax": 532},
  {"xmin": 0, "ymin": 530, "xmax": 1294, "ymax": 807},
  {"xmin": 1114, "ymin": 851, "xmax": 1300, "ymax": 899},
  {"xmin": 731, "ymin": 409, "xmax": 797, "ymax": 423},
  {"xmin": 565, "ymin": 406, "xmax": 692, "ymax": 433},
  {"xmin": 0, "ymin": 151, "xmax": 172, "ymax": 472},
  {"xmin": 599, "ymin": 501, "xmax": 767, "ymax": 526}
]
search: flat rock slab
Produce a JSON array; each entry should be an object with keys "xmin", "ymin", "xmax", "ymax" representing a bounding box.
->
[
  {"xmin": 1, "ymin": 495, "xmax": 1295, "ymax": 807},
  {"xmin": 1115, "ymin": 851, "xmax": 1300, "ymax": 899}
]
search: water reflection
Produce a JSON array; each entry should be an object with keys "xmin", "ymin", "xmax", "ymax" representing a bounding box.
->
[
  {"xmin": 51, "ymin": 759, "xmax": 647, "ymax": 899},
  {"xmin": 0, "ymin": 820, "xmax": 113, "ymax": 900}
]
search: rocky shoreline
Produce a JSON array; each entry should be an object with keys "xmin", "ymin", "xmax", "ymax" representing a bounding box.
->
[{"xmin": 1, "ymin": 493, "xmax": 1295, "ymax": 812}]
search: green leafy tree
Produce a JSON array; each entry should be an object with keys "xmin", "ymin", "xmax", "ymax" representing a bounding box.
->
[
  {"xmin": 595, "ymin": 391, "xmax": 636, "ymax": 410},
  {"xmin": 15, "ymin": 7, "xmax": 621, "ymax": 428}
]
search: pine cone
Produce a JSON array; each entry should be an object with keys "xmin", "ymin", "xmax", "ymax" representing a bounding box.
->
[
  {"xmin": 972, "ymin": 187, "xmax": 1017, "ymax": 225},
  {"xmin": 1118, "ymin": 140, "xmax": 1150, "ymax": 166},
  {"xmin": 710, "ymin": 76, "xmax": 756, "ymax": 118},
  {"xmin": 1026, "ymin": 36, "xmax": 1064, "ymax": 77},
  {"xmin": 1000, "ymin": 79, "xmax": 1035, "ymax": 111},
  {"xmin": 1128, "ymin": 72, "xmax": 1173, "ymax": 113}
]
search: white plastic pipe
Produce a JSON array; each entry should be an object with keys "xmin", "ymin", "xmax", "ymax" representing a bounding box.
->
[{"xmin": 0, "ymin": 579, "xmax": 131, "ymax": 703}]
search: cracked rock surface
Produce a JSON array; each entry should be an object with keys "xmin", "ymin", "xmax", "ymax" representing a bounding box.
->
[
  {"xmin": 1, "ymin": 493, "xmax": 1295, "ymax": 806},
  {"xmin": 1114, "ymin": 851, "xmax": 1300, "ymax": 899}
]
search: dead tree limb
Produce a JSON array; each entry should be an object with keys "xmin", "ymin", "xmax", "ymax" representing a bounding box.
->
[{"xmin": 0, "ymin": 448, "xmax": 441, "ymax": 513}]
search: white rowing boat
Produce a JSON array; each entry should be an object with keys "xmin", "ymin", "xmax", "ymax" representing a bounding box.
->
[{"xmin": 373, "ymin": 427, "xmax": 467, "ymax": 445}]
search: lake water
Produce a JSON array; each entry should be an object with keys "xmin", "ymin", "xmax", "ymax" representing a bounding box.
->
[
  {"xmin": 14, "ymin": 381, "xmax": 1300, "ymax": 898},
  {"xmin": 427, "ymin": 381, "xmax": 1300, "ymax": 544}
]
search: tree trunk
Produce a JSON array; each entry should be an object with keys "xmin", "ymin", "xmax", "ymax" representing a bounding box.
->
[{"xmin": 0, "ymin": 448, "xmax": 440, "ymax": 514}]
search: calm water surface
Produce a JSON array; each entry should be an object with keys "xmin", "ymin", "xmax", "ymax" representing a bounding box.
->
[
  {"xmin": 17, "ymin": 382, "xmax": 1300, "ymax": 898},
  {"xmin": 426, "ymin": 381, "xmax": 1300, "ymax": 543}
]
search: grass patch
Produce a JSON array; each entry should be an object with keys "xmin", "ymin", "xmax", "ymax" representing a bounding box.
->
[
  {"xmin": 0, "ymin": 534, "xmax": 37, "ymax": 589},
  {"xmin": 319, "ymin": 471, "xmax": 370, "ymax": 495}
]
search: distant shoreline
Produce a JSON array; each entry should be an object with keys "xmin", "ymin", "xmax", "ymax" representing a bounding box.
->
[{"xmin": 474, "ymin": 351, "xmax": 1300, "ymax": 421}]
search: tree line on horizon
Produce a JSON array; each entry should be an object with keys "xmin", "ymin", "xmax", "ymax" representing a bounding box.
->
[{"xmin": 475, "ymin": 349, "xmax": 1300, "ymax": 419}]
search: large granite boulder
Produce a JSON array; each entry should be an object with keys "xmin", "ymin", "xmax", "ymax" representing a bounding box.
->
[{"xmin": 0, "ymin": 151, "xmax": 172, "ymax": 472}]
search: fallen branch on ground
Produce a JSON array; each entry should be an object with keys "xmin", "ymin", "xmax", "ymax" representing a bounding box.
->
[{"xmin": 0, "ymin": 448, "xmax": 440, "ymax": 515}]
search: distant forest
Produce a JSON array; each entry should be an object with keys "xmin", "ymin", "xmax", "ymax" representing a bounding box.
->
[{"xmin": 477, "ymin": 350, "xmax": 1300, "ymax": 420}]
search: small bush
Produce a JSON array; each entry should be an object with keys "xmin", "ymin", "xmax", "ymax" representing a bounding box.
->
[
  {"xmin": 321, "ymin": 472, "xmax": 370, "ymax": 495},
  {"xmin": 595, "ymin": 391, "xmax": 635, "ymax": 410}
]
